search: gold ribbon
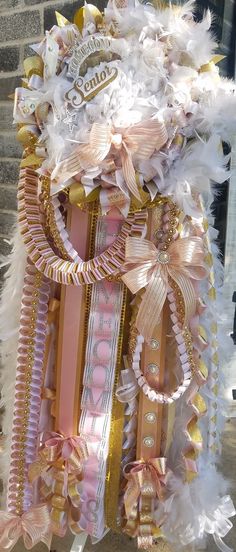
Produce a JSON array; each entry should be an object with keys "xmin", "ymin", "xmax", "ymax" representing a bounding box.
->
[
  {"xmin": 20, "ymin": 153, "xmax": 43, "ymax": 168},
  {"xmin": 0, "ymin": 505, "xmax": 51, "ymax": 551},
  {"xmin": 199, "ymin": 55, "xmax": 226, "ymax": 73},
  {"xmin": 55, "ymin": 11, "xmax": 70, "ymax": 27},
  {"xmin": 123, "ymin": 458, "xmax": 168, "ymax": 546},
  {"xmin": 122, "ymin": 236, "xmax": 208, "ymax": 342},
  {"xmin": 29, "ymin": 432, "xmax": 88, "ymax": 481},
  {"xmin": 74, "ymin": 5, "xmax": 103, "ymax": 32},
  {"xmin": 29, "ymin": 433, "xmax": 88, "ymax": 536},
  {"xmin": 41, "ymin": 387, "xmax": 56, "ymax": 401},
  {"xmin": 51, "ymin": 119, "xmax": 168, "ymax": 200},
  {"xmin": 23, "ymin": 56, "xmax": 44, "ymax": 78}
]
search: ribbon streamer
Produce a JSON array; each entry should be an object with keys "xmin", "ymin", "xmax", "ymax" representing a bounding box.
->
[
  {"xmin": 123, "ymin": 458, "xmax": 169, "ymax": 548},
  {"xmin": 29, "ymin": 433, "xmax": 88, "ymax": 536},
  {"xmin": 122, "ymin": 236, "xmax": 208, "ymax": 342},
  {"xmin": 29, "ymin": 432, "xmax": 88, "ymax": 480},
  {"xmin": 116, "ymin": 356, "xmax": 139, "ymax": 403},
  {"xmin": 0, "ymin": 505, "xmax": 52, "ymax": 551},
  {"xmin": 51, "ymin": 119, "xmax": 168, "ymax": 200}
]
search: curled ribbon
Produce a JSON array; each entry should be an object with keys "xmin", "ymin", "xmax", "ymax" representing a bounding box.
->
[
  {"xmin": 29, "ymin": 433, "xmax": 88, "ymax": 536},
  {"xmin": 123, "ymin": 458, "xmax": 168, "ymax": 548},
  {"xmin": 29, "ymin": 432, "xmax": 88, "ymax": 481},
  {"xmin": 116, "ymin": 356, "xmax": 139, "ymax": 404},
  {"xmin": 0, "ymin": 505, "xmax": 52, "ymax": 551},
  {"xmin": 204, "ymin": 496, "xmax": 236, "ymax": 552},
  {"xmin": 51, "ymin": 118, "xmax": 168, "ymax": 200},
  {"xmin": 122, "ymin": 236, "xmax": 208, "ymax": 342}
]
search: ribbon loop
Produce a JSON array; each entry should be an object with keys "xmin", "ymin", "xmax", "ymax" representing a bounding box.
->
[
  {"xmin": 123, "ymin": 458, "xmax": 169, "ymax": 546},
  {"xmin": 0, "ymin": 505, "xmax": 52, "ymax": 551},
  {"xmin": 29, "ymin": 433, "xmax": 88, "ymax": 537},
  {"xmin": 29, "ymin": 432, "xmax": 88, "ymax": 481},
  {"xmin": 51, "ymin": 119, "xmax": 168, "ymax": 200}
]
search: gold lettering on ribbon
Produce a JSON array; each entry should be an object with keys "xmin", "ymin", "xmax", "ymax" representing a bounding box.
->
[{"xmin": 65, "ymin": 65, "xmax": 118, "ymax": 108}]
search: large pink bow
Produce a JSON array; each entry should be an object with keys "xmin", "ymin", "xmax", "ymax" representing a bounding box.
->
[
  {"xmin": 122, "ymin": 236, "xmax": 208, "ymax": 341},
  {"xmin": 51, "ymin": 119, "xmax": 168, "ymax": 200},
  {"xmin": 0, "ymin": 505, "xmax": 51, "ymax": 551}
]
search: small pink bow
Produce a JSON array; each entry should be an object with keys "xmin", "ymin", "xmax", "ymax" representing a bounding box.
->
[
  {"xmin": 51, "ymin": 119, "xmax": 168, "ymax": 200},
  {"xmin": 122, "ymin": 236, "xmax": 208, "ymax": 341},
  {"xmin": 0, "ymin": 505, "xmax": 51, "ymax": 551},
  {"xmin": 29, "ymin": 432, "xmax": 88, "ymax": 481},
  {"xmin": 123, "ymin": 457, "xmax": 168, "ymax": 520}
]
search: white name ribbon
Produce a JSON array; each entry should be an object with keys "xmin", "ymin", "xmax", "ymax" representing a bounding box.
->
[{"xmin": 79, "ymin": 214, "xmax": 125, "ymax": 540}]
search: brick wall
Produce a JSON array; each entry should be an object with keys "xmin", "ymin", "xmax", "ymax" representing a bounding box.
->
[
  {"xmin": 0, "ymin": 0, "xmax": 235, "ymax": 277},
  {"xmin": 0, "ymin": 0, "xmax": 88, "ymax": 276}
]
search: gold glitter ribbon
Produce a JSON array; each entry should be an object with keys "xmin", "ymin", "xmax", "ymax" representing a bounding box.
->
[
  {"xmin": 122, "ymin": 236, "xmax": 208, "ymax": 342},
  {"xmin": 29, "ymin": 433, "xmax": 88, "ymax": 536},
  {"xmin": 29, "ymin": 433, "xmax": 88, "ymax": 480},
  {"xmin": 105, "ymin": 288, "xmax": 127, "ymax": 530},
  {"xmin": 123, "ymin": 458, "xmax": 168, "ymax": 548}
]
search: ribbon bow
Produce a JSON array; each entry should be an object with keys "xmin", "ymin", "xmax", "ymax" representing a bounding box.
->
[
  {"xmin": 51, "ymin": 119, "xmax": 168, "ymax": 200},
  {"xmin": 29, "ymin": 432, "xmax": 88, "ymax": 481},
  {"xmin": 116, "ymin": 356, "xmax": 139, "ymax": 404},
  {"xmin": 0, "ymin": 505, "xmax": 52, "ymax": 551},
  {"xmin": 123, "ymin": 458, "xmax": 168, "ymax": 548},
  {"xmin": 124, "ymin": 458, "xmax": 167, "ymax": 518},
  {"xmin": 29, "ymin": 433, "xmax": 88, "ymax": 537},
  {"xmin": 122, "ymin": 236, "xmax": 208, "ymax": 342}
]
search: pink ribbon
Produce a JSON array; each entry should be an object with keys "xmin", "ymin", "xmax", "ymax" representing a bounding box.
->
[
  {"xmin": 51, "ymin": 119, "xmax": 168, "ymax": 200},
  {"xmin": 0, "ymin": 505, "xmax": 51, "ymax": 551},
  {"xmin": 122, "ymin": 236, "xmax": 208, "ymax": 341},
  {"xmin": 29, "ymin": 432, "xmax": 88, "ymax": 481}
]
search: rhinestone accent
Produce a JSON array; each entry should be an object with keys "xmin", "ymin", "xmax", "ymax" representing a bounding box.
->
[
  {"xmin": 154, "ymin": 229, "xmax": 164, "ymax": 239},
  {"xmin": 147, "ymin": 363, "xmax": 159, "ymax": 375},
  {"xmin": 143, "ymin": 436, "xmax": 155, "ymax": 448},
  {"xmin": 157, "ymin": 251, "xmax": 170, "ymax": 264},
  {"xmin": 150, "ymin": 339, "xmax": 160, "ymax": 350},
  {"xmin": 145, "ymin": 412, "xmax": 157, "ymax": 424}
]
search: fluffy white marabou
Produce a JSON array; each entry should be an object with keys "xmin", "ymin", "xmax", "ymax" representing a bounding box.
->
[{"xmin": 161, "ymin": 463, "xmax": 235, "ymax": 550}]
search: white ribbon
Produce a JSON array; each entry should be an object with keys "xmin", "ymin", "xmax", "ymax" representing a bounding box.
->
[
  {"xmin": 116, "ymin": 357, "xmax": 139, "ymax": 407},
  {"xmin": 44, "ymin": 33, "xmax": 59, "ymax": 80},
  {"xmin": 204, "ymin": 496, "xmax": 235, "ymax": 552},
  {"xmin": 162, "ymin": 480, "xmax": 235, "ymax": 552}
]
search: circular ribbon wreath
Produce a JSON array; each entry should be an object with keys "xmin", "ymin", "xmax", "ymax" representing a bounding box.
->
[{"xmin": 18, "ymin": 168, "xmax": 148, "ymax": 285}]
